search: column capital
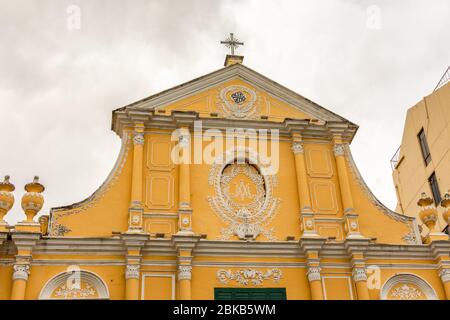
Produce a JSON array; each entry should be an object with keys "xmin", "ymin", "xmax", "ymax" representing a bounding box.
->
[
  {"xmin": 178, "ymin": 265, "xmax": 192, "ymax": 281},
  {"xmin": 333, "ymin": 143, "xmax": 346, "ymax": 157},
  {"xmin": 352, "ymin": 266, "xmax": 368, "ymax": 282},
  {"xmin": 439, "ymin": 268, "xmax": 450, "ymax": 283},
  {"xmin": 133, "ymin": 132, "xmax": 145, "ymax": 145},
  {"xmin": 12, "ymin": 264, "xmax": 30, "ymax": 281},
  {"xmin": 125, "ymin": 264, "xmax": 140, "ymax": 280},
  {"xmin": 306, "ymin": 266, "xmax": 322, "ymax": 282},
  {"xmin": 291, "ymin": 141, "xmax": 304, "ymax": 155}
]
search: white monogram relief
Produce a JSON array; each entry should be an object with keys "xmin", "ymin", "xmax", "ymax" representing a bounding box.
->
[
  {"xmin": 207, "ymin": 148, "xmax": 280, "ymax": 241},
  {"xmin": 178, "ymin": 266, "xmax": 192, "ymax": 281},
  {"xmin": 217, "ymin": 85, "xmax": 259, "ymax": 119},
  {"xmin": 390, "ymin": 284, "xmax": 423, "ymax": 300},
  {"xmin": 217, "ymin": 268, "xmax": 282, "ymax": 286}
]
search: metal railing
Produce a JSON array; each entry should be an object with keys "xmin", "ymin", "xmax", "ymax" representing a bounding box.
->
[
  {"xmin": 434, "ymin": 66, "xmax": 450, "ymax": 92},
  {"xmin": 390, "ymin": 146, "xmax": 401, "ymax": 170}
]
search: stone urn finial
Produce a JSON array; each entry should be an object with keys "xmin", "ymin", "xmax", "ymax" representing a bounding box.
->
[
  {"xmin": 0, "ymin": 175, "xmax": 15, "ymax": 223},
  {"xmin": 21, "ymin": 176, "xmax": 45, "ymax": 222},
  {"xmin": 418, "ymin": 192, "xmax": 438, "ymax": 232},
  {"xmin": 441, "ymin": 191, "xmax": 450, "ymax": 225}
]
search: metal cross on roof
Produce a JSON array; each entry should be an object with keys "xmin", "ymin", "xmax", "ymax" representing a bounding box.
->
[{"xmin": 220, "ymin": 33, "xmax": 244, "ymax": 55}]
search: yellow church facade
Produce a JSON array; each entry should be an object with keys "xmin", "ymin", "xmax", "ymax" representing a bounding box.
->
[{"xmin": 2, "ymin": 56, "xmax": 450, "ymax": 300}]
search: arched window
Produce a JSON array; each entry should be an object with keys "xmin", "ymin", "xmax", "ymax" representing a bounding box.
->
[
  {"xmin": 380, "ymin": 274, "xmax": 437, "ymax": 300},
  {"xmin": 39, "ymin": 268, "xmax": 109, "ymax": 300}
]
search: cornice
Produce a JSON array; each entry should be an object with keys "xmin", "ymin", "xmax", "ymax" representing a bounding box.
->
[
  {"xmin": 112, "ymin": 111, "xmax": 357, "ymax": 143},
  {"xmin": 2, "ymin": 236, "xmax": 447, "ymax": 262}
]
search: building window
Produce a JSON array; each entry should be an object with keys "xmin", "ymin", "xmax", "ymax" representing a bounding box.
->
[
  {"xmin": 214, "ymin": 288, "xmax": 287, "ymax": 300},
  {"xmin": 429, "ymin": 172, "xmax": 441, "ymax": 206},
  {"xmin": 418, "ymin": 129, "xmax": 431, "ymax": 165}
]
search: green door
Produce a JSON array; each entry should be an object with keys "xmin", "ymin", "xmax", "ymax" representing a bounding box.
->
[{"xmin": 214, "ymin": 288, "xmax": 286, "ymax": 300}]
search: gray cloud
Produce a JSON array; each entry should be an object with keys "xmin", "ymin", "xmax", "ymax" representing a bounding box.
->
[{"xmin": 1, "ymin": 0, "xmax": 449, "ymax": 224}]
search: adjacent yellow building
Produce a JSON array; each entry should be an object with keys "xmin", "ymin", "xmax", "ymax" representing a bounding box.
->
[
  {"xmin": 392, "ymin": 67, "xmax": 450, "ymax": 236},
  {"xmin": 1, "ymin": 55, "xmax": 450, "ymax": 300}
]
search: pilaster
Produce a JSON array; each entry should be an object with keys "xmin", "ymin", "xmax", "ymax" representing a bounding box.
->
[
  {"xmin": 128, "ymin": 123, "xmax": 145, "ymax": 233},
  {"xmin": 172, "ymin": 234, "xmax": 200, "ymax": 300},
  {"xmin": 121, "ymin": 233, "xmax": 148, "ymax": 300},
  {"xmin": 345, "ymin": 239, "xmax": 371, "ymax": 300},
  {"xmin": 10, "ymin": 232, "xmax": 40, "ymax": 300},
  {"xmin": 301, "ymin": 238, "xmax": 326, "ymax": 300},
  {"xmin": 177, "ymin": 127, "xmax": 194, "ymax": 236}
]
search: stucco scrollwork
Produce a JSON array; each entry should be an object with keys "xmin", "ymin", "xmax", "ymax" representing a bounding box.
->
[
  {"xmin": 39, "ymin": 270, "xmax": 109, "ymax": 300},
  {"xmin": 53, "ymin": 282, "xmax": 97, "ymax": 299},
  {"xmin": 216, "ymin": 268, "xmax": 282, "ymax": 286},
  {"xmin": 380, "ymin": 274, "xmax": 437, "ymax": 300},
  {"xmin": 207, "ymin": 147, "xmax": 280, "ymax": 241},
  {"xmin": 390, "ymin": 284, "xmax": 423, "ymax": 300}
]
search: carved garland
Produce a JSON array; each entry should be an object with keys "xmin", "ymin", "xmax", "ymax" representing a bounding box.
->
[{"xmin": 217, "ymin": 268, "xmax": 282, "ymax": 286}]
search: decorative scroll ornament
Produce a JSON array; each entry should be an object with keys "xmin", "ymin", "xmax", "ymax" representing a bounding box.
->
[
  {"xmin": 133, "ymin": 133, "xmax": 145, "ymax": 145},
  {"xmin": 306, "ymin": 266, "xmax": 322, "ymax": 282},
  {"xmin": 352, "ymin": 267, "xmax": 368, "ymax": 282},
  {"xmin": 53, "ymin": 282, "xmax": 97, "ymax": 299},
  {"xmin": 217, "ymin": 268, "xmax": 282, "ymax": 286},
  {"xmin": 291, "ymin": 142, "xmax": 304, "ymax": 155},
  {"xmin": 178, "ymin": 266, "xmax": 192, "ymax": 281},
  {"xmin": 13, "ymin": 264, "xmax": 30, "ymax": 281},
  {"xmin": 208, "ymin": 148, "xmax": 280, "ymax": 240},
  {"xmin": 333, "ymin": 144, "xmax": 345, "ymax": 157},
  {"xmin": 125, "ymin": 264, "xmax": 140, "ymax": 280},
  {"xmin": 217, "ymin": 85, "xmax": 260, "ymax": 119},
  {"xmin": 439, "ymin": 268, "xmax": 450, "ymax": 283},
  {"xmin": 390, "ymin": 284, "xmax": 423, "ymax": 300}
]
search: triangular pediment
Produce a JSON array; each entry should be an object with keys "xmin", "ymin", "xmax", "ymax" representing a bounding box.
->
[{"xmin": 116, "ymin": 64, "xmax": 355, "ymax": 125}]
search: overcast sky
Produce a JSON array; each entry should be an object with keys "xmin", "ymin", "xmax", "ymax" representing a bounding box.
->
[{"xmin": 1, "ymin": 0, "xmax": 449, "ymax": 225}]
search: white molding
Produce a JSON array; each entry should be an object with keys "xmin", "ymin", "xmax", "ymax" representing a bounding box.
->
[
  {"xmin": 141, "ymin": 273, "xmax": 175, "ymax": 300},
  {"xmin": 380, "ymin": 273, "xmax": 438, "ymax": 300}
]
